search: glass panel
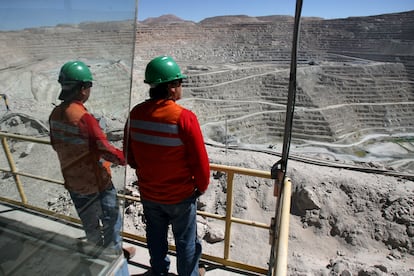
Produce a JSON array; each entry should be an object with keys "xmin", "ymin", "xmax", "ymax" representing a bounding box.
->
[{"xmin": 0, "ymin": 1, "xmax": 136, "ymax": 275}]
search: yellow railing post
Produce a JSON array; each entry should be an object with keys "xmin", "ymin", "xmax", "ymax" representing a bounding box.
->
[
  {"xmin": 223, "ymin": 171, "xmax": 234, "ymax": 260},
  {"xmin": 273, "ymin": 177, "xmax": 292, "ymax": 276},
  {"xmin": 1, "ymin": 136, "xmax": 28, "ymax": 204}
]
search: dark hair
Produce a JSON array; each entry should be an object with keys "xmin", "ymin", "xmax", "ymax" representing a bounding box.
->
[{"xmin": 149, "ymin": 82, "xmax": 169, "ymax": 99}]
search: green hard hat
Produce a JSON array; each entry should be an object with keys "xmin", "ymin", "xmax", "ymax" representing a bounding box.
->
[
  {"xmin": 58, "ymin": 60, "xmax": 94, "ymax": 84},
  {"xmin": 58, "ymin": 61, "xmax": 93, "ymax": 101},
  {"xmin": 144, "ymin": 56, "xmax": 187, "ymax": 86}
]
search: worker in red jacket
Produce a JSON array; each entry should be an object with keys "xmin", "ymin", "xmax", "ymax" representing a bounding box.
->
[
  {"xmin": 49, "ymin": 61, "xmax": 135, "ymax": 270},
  {"xmin": 124, "ymin": 56, "xmax": 210, "ymax": 276}
]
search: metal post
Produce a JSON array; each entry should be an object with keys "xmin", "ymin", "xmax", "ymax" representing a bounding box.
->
[
  {"xmin": 273, "ymin": 177, "xmax": 292, "ymax": 276},
  {"xmin": 268, "ymin": 0, "xmax": 303, "ymax": 273},
  {"xmin": 223, "ymin": 171, "xmax": 234, "ymax": 260}
]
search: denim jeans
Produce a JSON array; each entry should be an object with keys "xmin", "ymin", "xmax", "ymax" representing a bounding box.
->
[
  {"xmin": 70, "ymin": 184, "xmax": 122, "ymax": 251},
  {"xmin": 142, "ymin": 195, "xmax": 201, "ymax": 276}
]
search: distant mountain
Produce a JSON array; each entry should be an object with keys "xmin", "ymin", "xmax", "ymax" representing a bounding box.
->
[
  {"xmin": 199, "ymin": 15, "xmax": 263, "ymax": 24},
  {"xmin": 140, "ymin": 14, "xmax": 325, "ymax": 25},
  {"xmin": 140, "ymin": 14, "xmax": 191, "ymax": 24},
  {"xmin": 198, "ymin": 14, "xmax": 322, "ymax": 24}
]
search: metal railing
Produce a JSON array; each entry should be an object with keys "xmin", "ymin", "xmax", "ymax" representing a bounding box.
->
[{"xmin": 0, "ymin": 131, "xmax": 291, "ymax": 275}]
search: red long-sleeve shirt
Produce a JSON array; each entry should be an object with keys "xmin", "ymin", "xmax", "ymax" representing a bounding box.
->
[
  {"xmin": 49, "ymin": 101, "xmax": 125, "ymax": 194},
  {"xmin": 124, "ymin": 99, "xmax": 210, "ymax": 204}
]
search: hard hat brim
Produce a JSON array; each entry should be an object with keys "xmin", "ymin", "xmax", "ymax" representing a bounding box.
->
[{"xmin": 144, "ymin": 74, "xmax": 187, "ymax": 85}]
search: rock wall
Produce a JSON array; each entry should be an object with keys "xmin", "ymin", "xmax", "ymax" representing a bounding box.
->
[{"xmin": 133, "ymin": 11, "xmax": 414, "ymax": 148}]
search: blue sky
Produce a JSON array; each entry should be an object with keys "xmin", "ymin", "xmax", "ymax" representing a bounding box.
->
[{"xmin": 1, "ymin": 0, "xmax": 413, "ymax": 30}]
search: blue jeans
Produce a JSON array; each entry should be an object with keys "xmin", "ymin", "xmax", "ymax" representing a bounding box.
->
[
  {"xmin": 142, "ymin": 195, "xmax": 201, "ymax": 276},
  {"xmin": 70, "ymin": 184, "xmax": 122, "ymax": 251}
]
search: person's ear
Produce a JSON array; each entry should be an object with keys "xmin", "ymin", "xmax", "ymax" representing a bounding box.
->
[{"xmin": 168, "ymin": 86, "xmax": 176, "ymax": 97}]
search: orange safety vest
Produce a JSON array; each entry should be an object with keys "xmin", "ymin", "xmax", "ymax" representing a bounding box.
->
[
  {"xmin": 49, "ymin": 101, "xmax": 125, "ymax": 194},
  {"xmin": 125, "ymin": 99, "xmax": 210, "ymax": 204}
]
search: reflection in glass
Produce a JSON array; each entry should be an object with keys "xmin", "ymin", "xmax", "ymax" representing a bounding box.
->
[{"xmin": 0, "ymin": 1, "xmax": 136, "ymax": 275}]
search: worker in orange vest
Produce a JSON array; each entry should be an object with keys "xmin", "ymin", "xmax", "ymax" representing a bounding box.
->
[{"xmin": 124, "ymin": 56, "xmax": 210, "ymax": 276}]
